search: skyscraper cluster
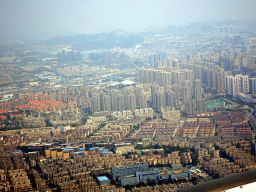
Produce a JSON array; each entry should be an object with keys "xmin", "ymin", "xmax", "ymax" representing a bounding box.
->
[
  {"xmin": 139, "ymin": 68, "xmax": 194, "ymax": 87},
  {"xmin": 57, "ymin": 50, "xmax": 83, "ymax": 63},
  {"xmin": 150, "ymin": 81, "xmax": 204, "ymax": 114},
  {"xmin": 179, "ymin": 50, "xmax": 256, "ymax": 94},
  {"xmin": 225, "ymin": 75, "xmax": 250, "ymax": 97},
  {"xmin": 149, "ymin": 53, "xmax": 167, "ymax": 68},
  {"xmin": 92, "ymin": 87, "xmax": 139, "ymax": 113},
  {"xmin": 89, "ymin": 51, "xmax": 128, "ymax": 63},
  {"xmin": 139, "ymin": 68, "xmax": 204, "ymax": 114},
  {"xmin": 48, "ymin": 85, "xmax": 150, "ymax": 114},
  {"xmin": 181, "ymin": 61, "xmax": 226, "ymax": 93}
]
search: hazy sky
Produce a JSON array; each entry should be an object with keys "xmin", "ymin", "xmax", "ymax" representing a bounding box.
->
[{"xmin": 0, "ymin": 0, "xmax": 256, "ymax": 44}]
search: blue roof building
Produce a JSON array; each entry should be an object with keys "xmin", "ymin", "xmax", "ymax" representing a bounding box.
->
[{"xmin": 97, "ymin": 176, "xmax": 110, "ymax": 186}]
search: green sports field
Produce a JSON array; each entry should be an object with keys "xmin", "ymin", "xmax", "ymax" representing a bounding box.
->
[{"xmin": 205, "ymin": 99, "xmax": 225, "ymax": 109}]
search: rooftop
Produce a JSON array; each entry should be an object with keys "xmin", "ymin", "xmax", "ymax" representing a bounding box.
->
[{"xmin": 97, "ymin": 176, "xmax": 109, "ymax": 181}]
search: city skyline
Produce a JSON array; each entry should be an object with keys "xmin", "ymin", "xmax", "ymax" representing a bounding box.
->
[{"xmin": 1, "ymin": 1, "xmax": 256, "ymax": 191}]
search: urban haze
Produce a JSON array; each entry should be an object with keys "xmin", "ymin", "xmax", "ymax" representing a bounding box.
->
[{"xmin": 0, "ymin": 0, "xmax": 256, "ymax": 192}]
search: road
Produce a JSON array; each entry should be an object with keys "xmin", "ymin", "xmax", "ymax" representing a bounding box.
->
[{"xmin": 220, "ymin": 98, "xmax": 239, "ymax": 107}]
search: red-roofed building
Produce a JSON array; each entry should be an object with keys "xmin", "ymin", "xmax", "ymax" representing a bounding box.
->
[
  {"xmin": 10, "ymin": 114, "xmax": 23, "ymax": 119},
  {"xmin": 0, "ymin": 115, "xmax": 7, "ymax": 120}
]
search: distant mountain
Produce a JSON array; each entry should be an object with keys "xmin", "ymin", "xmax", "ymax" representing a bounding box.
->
[
  {"xmin": 213, "ymin": 20, "xmax": 256, "ymax": 26},
  {"xmin": 34, "ymin": 20, "xmax": 256, "ymax": 50},
  {"xmin": 185, "ymin": 22, "xmax": 215, "ymax": 32},
  {"xmin": 37, "ymin": 30, "xmax": 144, "ymax": 50},
  {"xmin": 212, "ymin": 20, "xmax": 256, "ymax": 35},
  {"xmin": 159, "ymin": 22, "xmax": 215, "ymax": 36},
  {"xmin": 0, "ymin": 43, "xmax": 25, "ymax": 53},
  {"xmin": 136, "ymin": 22, "xmax": 215, "ymax": 37},
  {"xmin": 139, "ymin": 20, "xmax": 256, "ymax": 36}
]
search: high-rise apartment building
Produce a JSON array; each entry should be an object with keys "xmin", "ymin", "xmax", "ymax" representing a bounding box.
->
[
  {"xmin": 138, "ymin": 68, "xmax": 194, "ymax": 87},
  {"xmin": 238, "ymin": 74, "xmax": 249, "ymax": 93},
  {"xmin": 249, "ymin": 78, "xmax": 256, "ymax": 96},
  {"xmin": 226, "ymin": 76, "xmax": 239, "ymax": 97},
  {"xmin": 193, "ymin": 79, "xmax": 203, "ymax": 100},
  {"xmin": 149, "ymin": 53, "xmax": 167, "ymax": 68},
  {"xmin": 225, "ymin": 74, "xmax": 249, "ymax": 97}
]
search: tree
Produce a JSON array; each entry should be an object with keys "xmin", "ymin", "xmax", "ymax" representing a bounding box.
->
[
  {"xmin": 146, "ymin": 117, "xmax": 152, "ymax": 121},
  {"xmin": 83, "ymin": 107, "xmax": 92, "ymax": 115},
  {"xmin": 191, "ymin": 153, "xmax": 199, "ymax": 166}
]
